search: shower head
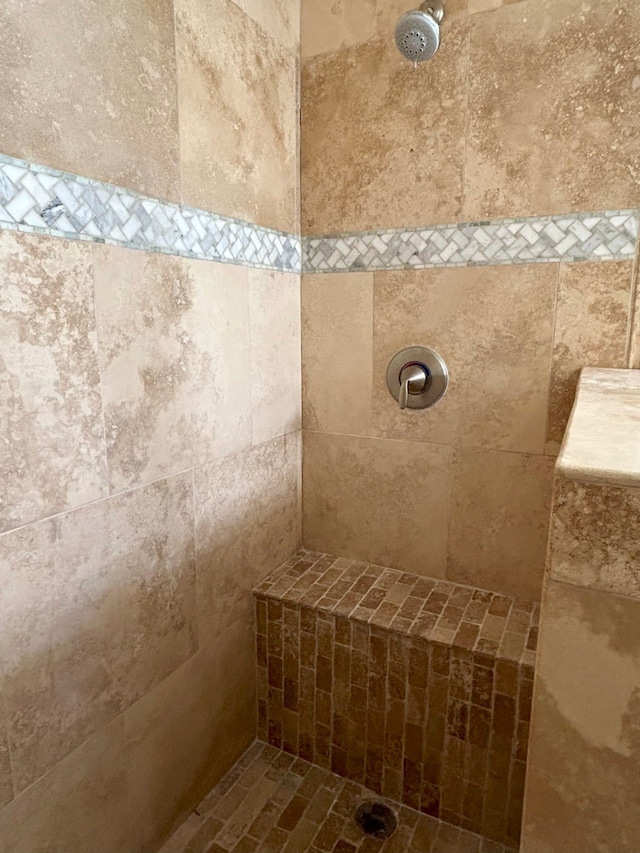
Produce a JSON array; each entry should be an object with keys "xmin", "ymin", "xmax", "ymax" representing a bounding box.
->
[{"xmin": 395, "ymin": 0, "xmax": 444, "ymax": 63}]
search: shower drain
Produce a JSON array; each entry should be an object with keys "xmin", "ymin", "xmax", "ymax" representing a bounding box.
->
[{"xmin": 354, "ymin": 800, "xmax": 398, "ymax": 839}]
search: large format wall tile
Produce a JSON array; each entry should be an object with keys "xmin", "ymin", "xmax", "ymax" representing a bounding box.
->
[
  {"xmin": 249, "ymin": 269, "xmax": 301, "ymax": 445},
  {"xmin": 302, "ymin": 272, "xmax": 374, "ymax": 435},
  {"xmin": 522, "ymin": 580, "xmax": 640, "ymax": 853},
  {"xmin": 125, "ymin": 618, "xmax": 256, "ymax": 853},
  {"xmin": 301, "ymin": 19, "xmax": 469, "ymax": 234},
  {"xmin": 546, "ymin": 261, "xmax": 633, "ymax": 454},
  {"xmin": 175, "ymin": 0, "xmax": 297, "ymax": 232},
  {"xmin": 0, "ymin": 718, "xmax": 129, "ymax": 853},
  {"xmin": 93, "ymin": 246, "xmax": 251, "ymax": 492},
  {"xmin": 303, "ymin": 431, "xmax": 452, "ymax": 576},
  {"xmin": 0, "ymin": 0, "xmax": 179, "ymax": 201},
  {"xmin": 237, "ymin": 0, "xmax": 300, "ymax": 50},
  {"xmin": 464, "ymin": 0, "xmax": 640, "ymax": 221},
  {"xmin": 0, "ymin": 472, "xmax": 197, "ymax": 794},
  {"xmin": 372, "ymin": 264, "xmax": 556, "ymax": 455},
  {"xmin": 194, "ymin": 433, "xmax": 301, "ymax": 646},
  {"xmin": 447, "ymin": 447, "xmax": 555, "ymax": 600},
  {"xmin": 0, "ymin": 231, "xmax": 107, "ymax": 534},
  {"xmin": 301, "ymin": 0, "xmax": 376, "ymax": 59},
  {"xmin": 549, "ymin": 475, "xmax": 640, "ymax": 600},
  {"xmin": 0, "ymin": 681, "xmax": 12, "ymax": 809}
]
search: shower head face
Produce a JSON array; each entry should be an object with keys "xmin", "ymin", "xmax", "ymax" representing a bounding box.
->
[{"xmin": 395, "ymin": 9, "xmax": 440, "ymax": 62}]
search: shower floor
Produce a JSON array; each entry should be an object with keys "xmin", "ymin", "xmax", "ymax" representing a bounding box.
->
[{"xmin": 159, "ymin": 741, "xmax": 517, "ymax": 853}]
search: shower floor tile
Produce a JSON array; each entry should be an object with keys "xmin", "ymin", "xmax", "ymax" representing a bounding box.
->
[{"xmin": 159, "ymin": 741, "xmax": 517, "ymax": 853}]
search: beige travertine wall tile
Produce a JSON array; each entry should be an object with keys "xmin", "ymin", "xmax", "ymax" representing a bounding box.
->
[
  {"xmin": 0, "ymin": 472, "xmax": 197, "ymax": 794},
  {"xmin": 447, "ymin": 447, "xmax": 554, "ymax": 599},
  {"xmin": 302, "ymin": 272, "xmax": 374, "ymax": 434},
  {"xmin": 0, "ymin": 0, "xmax": 179, "ymax": 201},
  {"xmin": 249, "ymin": 270, "xmax": 301, "ymax": 445},
  {"xmin": 549, "ymin": 474, "xmax": 640, "ymax": 600},
  {"xmin": 0, "ymin": 717, "xmax": 129, "ymax": 853},
  {"xmin": 195, "ymin": 432, "xmax": 301, "ymax": 646},
  {"xmin": 546, "ymin": 261, "xmax": 633, "ymax": 454},
  {"xmin": 372, "ymin": 264, "xmax": 556, "ymax": 454},
  {"xmin": 302, "ymin": 0, "xmax": 376, "ymax": 59},
  {"xmin": 522, "ymin": 580, "xmax": 640, "ymax": 853},
  {"xmin": 125, "ymin": 618, "xmax": 256, "ymax": 853},
  {"xmin": 236, "ymin": 0, "xmax": 300, "ymax": 49},
  {"xmin": 467, "ymin": 0, "xmax": 523, "ymax": 13},
  {"xmin": 93, "ymin": 246, "xmax": 251, "ymax": 492},
  {"xmin": 464, "ymin": 0, "xmax": 640, "ymax": 221},
  {"xmin": 624, "ymin": 238, "xmax": 640, "ymax": 370},
  {"xmin": 175, "ymin": 0, "xmax": 297, "ymax": 232},
  {"xmin": 301, "ymin": 17, "xmax": 469, "ymax": 234},
  {"xmin": 0, "ymin": 679, "xmax": 12, "ymax": 809},
  {"xmin": 0, "ymin": 231, "xmax": 107, "ymax": 534},
  {"xmin": 303, "ymin": 431, "xmax": 452, "ymax": 576}
]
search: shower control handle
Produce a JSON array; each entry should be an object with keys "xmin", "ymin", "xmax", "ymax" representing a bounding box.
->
[{"xmin": 398, "ymin": 363, "xmax": 429, "ymax": 409}]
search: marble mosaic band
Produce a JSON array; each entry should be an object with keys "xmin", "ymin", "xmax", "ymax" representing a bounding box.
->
[
  {"xmin": 0, "ymin": 153, "xmax": 301, "ymax": 272},
  {"xmin": 302, "ymin": 210, "xmax": 639, "ymax": 273}
]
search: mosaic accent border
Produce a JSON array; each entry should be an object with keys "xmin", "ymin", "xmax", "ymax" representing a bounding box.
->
[
  {"xmin": 302, "ymin": 210, "xmax": 639, "ymax": 273},
  {"xmin": 0, "ymin": 153, "xmax": 636, "ymax": 276},
  {"xmin": 0, "ymin": 153, "xmax": 301, "ymax": 272}
]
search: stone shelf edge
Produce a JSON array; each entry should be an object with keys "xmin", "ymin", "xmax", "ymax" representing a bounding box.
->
[{"xmin": 556, "ymin": 366, "xmax": 640, "ymax": 490}]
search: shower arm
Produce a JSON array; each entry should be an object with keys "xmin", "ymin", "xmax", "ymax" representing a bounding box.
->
[{"xmin": 420, "ymin": 0, "xmax": 444, "ymax": 23}]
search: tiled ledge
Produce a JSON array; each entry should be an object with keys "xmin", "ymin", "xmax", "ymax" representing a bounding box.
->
[
  {"xmin": 557, "ymin": 367, "xmax": 640, "ymax": 489},
  {"xmin": 255, "ymin": 550, "xmax": 539, "ymax": 668}
]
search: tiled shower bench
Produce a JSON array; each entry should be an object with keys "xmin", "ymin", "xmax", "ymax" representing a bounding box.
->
[{"xmin": 254, "ymin": 551, "xmax": 539, "ymax": 851}]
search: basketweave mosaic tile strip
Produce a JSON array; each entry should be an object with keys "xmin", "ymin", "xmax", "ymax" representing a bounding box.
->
[
  {"xmin": 302, "ymin": 211, "xmax": 639, "ymax": 273},
  {"xmin": 0, "ymin": 153, "xmax": 301, "ymax": 272}
]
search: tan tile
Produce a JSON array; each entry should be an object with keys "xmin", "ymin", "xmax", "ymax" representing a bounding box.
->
[
  {"xmin": 93, "ymin": 246, "xmax": 251, "ymax": 491},
  {"xmin": 467, "ymin": 0, "xmax": 523, "ymax": 13},
  {"xmin": 447, "ymin": 447, "xmax": 554, "ymax": 600},
  {"xmin": 549, "ymin": 475, "xmax": 640, "ymax": 599},
  {"xmin": 0, "ymin": 231, "xmax": 107, "ymax": 533},
  {"xmin": 236, "ymin": 0, "xmax": 300, "ymax": 49},
  {"xmin": 0, "ymin": 472, "xmax": 197, "ymax": 794},
  {"xmin": 0, "ymin": 677, "xmax": 12, "ymax": 809},
  {"xmin": 303, "ymin": 431, "xmax": 452, "ymax": 576},
  {"xmin": 124, "ymin": 619, "xmax": 256, "ymax": 853},
  {"xmin": 546, "ymin": 261, "xmax": 633, "ymax": 454},
  {"xmin": 175, "ymin": 0, "xmax": 297, "ymax": 231},
  {"xmin": 194, "ymin": 433, "xmax": 301, "ymax": 645},
  {"xmin": 522, "ymin": 580, "xmax": 640, "ymax": 853},
  {"xmin": 301, "ymin": 19, "xmax": 469, "ymax": 234},
  {"xmin": 301, "ymin": 0, "xmax": 376, "ymax": 59},
  {"xmin": 627, "ymin": 240, "xmax": 640, "ymax": 369},
  {"xmin": 302, "ymin": 273, "xmax": 374, "ymax": 434},
  {"xmin": 464, "ymin": 0, "xmax": 640, "ymax": 220},
  {"xmin": 250, "ymin": 269, "xmax": 301, "ymax": 445},
  {"xmin": 0, "ymin": 0, "xmax": 179, "ymax": 200},
  {"xmin": 372, "ymin": 264, "xmax": 556, "ymax": 455},
  {"xmin": 0, "ymin": 717, "xmax": 129, "ymax": 853}
]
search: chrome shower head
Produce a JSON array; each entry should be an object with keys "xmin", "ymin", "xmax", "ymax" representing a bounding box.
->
[{"xmin": 395, "ymin": 0, "xmax": 444, "ymax": 63}]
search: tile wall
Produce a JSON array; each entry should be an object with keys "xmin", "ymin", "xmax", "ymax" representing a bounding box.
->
[
  {"xmin": 300, "ymin": 0, "xmax": 640, "ymax": 599},
  {"xmin": 0, "ymin": 1, "xmax": 301, "ymax": 851},
  {"xmin": 521, "ymin": 474, "xmax": 640, "ymax": 852}
]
